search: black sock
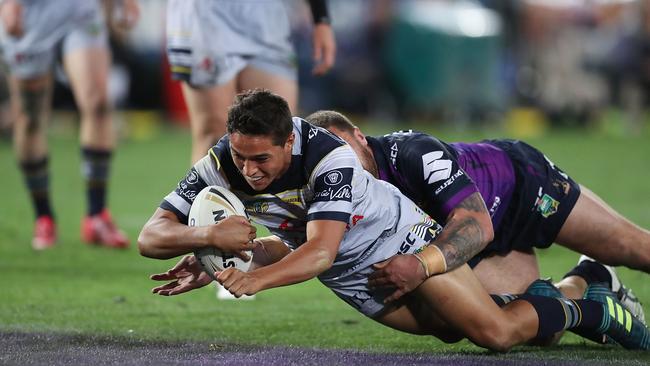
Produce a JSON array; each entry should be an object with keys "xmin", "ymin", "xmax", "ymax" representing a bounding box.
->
[
  {"xmin": 518, "ymin": 294, "xmax": 605, "ymax": 339},
  {"xmin": 563, "ymin": 259, "xmax": 612, "ymax": 288},
  {"xmin": 81, "ymin": 148, "xmax": 112, "ymax": 216},
  {"xmin": 491, "ymin": 294, "xmax": 520, "ymax": 307},
  {"xmin": 19, "ymin": 157, "xmax": 54, "ymax": 219}
]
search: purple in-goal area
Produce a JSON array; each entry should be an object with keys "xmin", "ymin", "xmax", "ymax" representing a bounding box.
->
[{"xmin": 0, "ymin": 331, "xmax": 608, "ymax": 366}]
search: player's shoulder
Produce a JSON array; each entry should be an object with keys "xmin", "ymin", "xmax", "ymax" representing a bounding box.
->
[{"xmin": 297, "ymin": 118, "xmax": 352, "ymax": 174}]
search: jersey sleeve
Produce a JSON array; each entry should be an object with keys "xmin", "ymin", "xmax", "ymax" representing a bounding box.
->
[
  {"xmin": 400, "ymin": 134, "xmax": 478, "ymax": 222},
  {"xmin": 307, "ymin": 145, "xmax": 357, "ymax": 223},
  {"xmin": 159, "ymin": 154, "xmax": 229, "ymax": 224}
]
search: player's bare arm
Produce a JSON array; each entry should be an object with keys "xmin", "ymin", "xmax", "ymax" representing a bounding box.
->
[
  {"xmin": 138, "ymin": 208, "xmax": 257, "ymax": 260},
  {"xmin": 428, "ymin": 192, "xmax": 494, "ymax": 272},
  {"xmin": 250, "ymin": 235, "xmax": 292, "ymax": 270},
  {"xmin": 369, "ymin": 192, "xmax": 493, "ymax": 301},
  {"xmin": 216, "ymin": 220, "xmax": 345, "ymax": 298},
  {"xmin": 307, "ymin": 0, "xmax": 336, "ymax": 75}
]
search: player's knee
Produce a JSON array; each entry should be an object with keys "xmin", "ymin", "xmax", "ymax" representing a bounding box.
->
[
  {"xmin": 470, "ymin": 324, "xmax": 517, "ymax": 352},
  {"xmin": 81, "ymin": 94, "xmax": 110, "ymax": 122}
]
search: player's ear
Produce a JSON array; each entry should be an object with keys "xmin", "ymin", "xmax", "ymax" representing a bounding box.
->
[
  {"xmin": 284, "ymin": 132, "xmax": 295, "ymax": 151},
  {"xmin": 353, "ymin": 127, "xmax": 367, "ymax": 146}
]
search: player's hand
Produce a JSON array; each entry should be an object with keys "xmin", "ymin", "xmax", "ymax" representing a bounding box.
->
[
  {"xmin": 0, "ymin": 0, "xmax": 24, "ymax": 38},
  {"xmin": 311, "ymin": 23, "xmax": 336, "ymax": 76},
  {"xmin": 210, "ymin": 216, "xmax": 257, "ymax": 261},
  {"xmin": 216, "ymin": 268, "xmax": 262, "ymax": 298},
  {"xmin": 150, "ymin": 255, "xmax": 212, "ymax": 296},
  {"xmin": 368, "ymin": 254, "xmax": 428, "ymax": 303}
]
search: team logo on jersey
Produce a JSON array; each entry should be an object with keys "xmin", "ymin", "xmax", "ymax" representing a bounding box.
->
[
  {"xmin": 422, "ymin": 151, "xmax": 452, "ymax": 185},
  {"xmin": 535, "ymin": 193, "xmax": 559, "ymax": 218},
  {"xmin": 250, "ymin": 201, "xmax": 270, "ymax": 213},
  {"xmin": 325, "ymin": 170, "xmax": 343, "ymax": 185},
  {"xmin": 314, "ymin": 168, "xmax": 353, "ymax": 203},
  {"xmin": 186, "ymin": 170, "xmax": 199, "ymax": 184}
]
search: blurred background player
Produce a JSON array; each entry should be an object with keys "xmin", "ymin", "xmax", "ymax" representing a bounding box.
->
[
  {"xmin": 0, "ymin": 0, "xmax": 139, "ymax": 250},
  {"xmin": 166, "ymin": 0, "xmax": 336, "ymax": 164}
]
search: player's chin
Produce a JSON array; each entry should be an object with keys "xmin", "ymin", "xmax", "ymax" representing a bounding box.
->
[{"xmin": 246, "ymin": 177, "xmax": 270, "ymax": 191}]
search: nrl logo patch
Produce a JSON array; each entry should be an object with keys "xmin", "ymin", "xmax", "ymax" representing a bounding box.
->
[{"xmin": 535, "ymin": 193, "xmax": 559, "ymax": 218}]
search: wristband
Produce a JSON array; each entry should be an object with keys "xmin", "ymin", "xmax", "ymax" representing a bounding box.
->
[
  {"xmin": 307, "ymin": 0, "xmax": 330, "ymax": 25},
  {"xmin": 414, "ymin": 246, "xmax": 447, "ymax": 277}
]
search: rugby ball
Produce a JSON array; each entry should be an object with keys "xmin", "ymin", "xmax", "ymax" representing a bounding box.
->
[{"xmin": 189, "ymin": 185, "xmax": 252, "ymax": 279}]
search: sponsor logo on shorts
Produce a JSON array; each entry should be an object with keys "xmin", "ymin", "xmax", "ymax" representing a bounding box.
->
[
  {"xmin": 535, "ymin": 193, "xmax": 559, "ymax": 218},
  {"xmin": 489, "ymin": 196, "xmax": 501, "ymax": 217},
  {"xmin": 422, "ymin": 151, "xmax": 452, "ymax": 185}
]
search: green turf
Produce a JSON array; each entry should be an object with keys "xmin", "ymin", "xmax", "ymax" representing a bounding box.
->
[{"xmin": 1, "ymin": 117, "xmax": 649, "ymax": 363}]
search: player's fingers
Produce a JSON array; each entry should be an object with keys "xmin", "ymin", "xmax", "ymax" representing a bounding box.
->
[
  {"xmin": 168, "ymin": 255, "xmax": 192, "ymax": 274},
  {"xmin": 372, "ymin": 259, "xmax": 391, "ymax": 270},
  {"xmin": 152, "ymin": 281, "xmax": 178, "ymax": 294},
  {"xmin": 368, "ymin": 276, "xmax": 392, "ymax": 289},
  {"xmin": 216, "ymin": 268, "xmax": 237, "ymax": 285},
  {"xmin": 384, "ymin": 289, "xmax": 405, "ymax": 303},
  {"xmin": 233, "ymin": 250, "xmax": 251, "ymax": 262}
]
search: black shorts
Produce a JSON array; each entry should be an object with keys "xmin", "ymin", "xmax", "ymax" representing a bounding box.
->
[{"xmin": 468, "ymin": 140, "xmax": 581, "ymax": 267}]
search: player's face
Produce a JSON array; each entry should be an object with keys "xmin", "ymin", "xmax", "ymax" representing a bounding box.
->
[
  {"xmin": 327, "ymin": 127, "xmax": 378, "ymax": 177},
  {"xmin": 229, "ymin": 132, "xmax": 294, "ymax": 191}
]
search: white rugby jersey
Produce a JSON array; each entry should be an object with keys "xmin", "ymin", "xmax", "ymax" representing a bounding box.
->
[{"xmin": 160, "ymin": 118, "xmax": 422, "ymax": 282}]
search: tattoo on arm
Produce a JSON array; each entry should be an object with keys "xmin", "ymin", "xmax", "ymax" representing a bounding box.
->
[{"xmin": 433, "ymin": 192, "xmax": 489, "ymax": 271}]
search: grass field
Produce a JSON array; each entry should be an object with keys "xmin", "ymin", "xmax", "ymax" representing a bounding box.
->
[{"xmin": 1, "ymin": 116, "xmax": 649, "ymax": 364}]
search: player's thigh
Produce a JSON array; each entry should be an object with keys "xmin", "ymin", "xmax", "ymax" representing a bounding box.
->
[
  {"xmin": 237, "ymin": 66, "xmax": 298, "ymax": 113},
  {"xmin": 555, "ymin": 185, "xmax": 639, "ymax": 258},
  {"xmin": 414, "ymin": 264, "xmax": 537, "ymax": 346},
  {"xmin": 181, "ymin": 80, "xmax": 237, "ymax": 130},
  {"xmin": 63, "ymin": 47, "xmax": 110, "ymax": 112},
  {"xmin": 472, "ymin": 249, "xmax": 539, "ymax": 294},
  {"xmin": 375, "ymin": 300, "xmax": 463, "ymax": 343}
]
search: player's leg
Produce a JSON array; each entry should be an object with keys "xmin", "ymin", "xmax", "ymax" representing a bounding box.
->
[
  {"xmin": 10, "ymin": 74, "xmax": 57, "ymax": 249},
  {"xmin": 378, "ymin": 264, "xmax": 650, "ymax": 351},
  {"xmin": 471, "ymin": 249, "xmax": 540, "ymax": 294},
  {"xmin": 63, "ymin": 45, "xmax": 128, "ymax": 248},
  {"xmin": 237, "ymin": 66, "xmax": 298, "ymax": 113},
  {"xmin": 555, "ymin": 185, "xmax": 650, "ymax": 273},
  {"xmin": 181, "ymin": 80, "xmax": 238, "ymax": 164}
]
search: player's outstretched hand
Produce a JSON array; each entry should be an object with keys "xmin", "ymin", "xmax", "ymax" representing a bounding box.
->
[
  {"xmin": 312, "ymin": 23, "xmax": 336, "ymax": 76},
  {"xmin": 368, "ymin": 254, "xmax": 428, "ymax": 303},
  {"xmin": 211, "ymin": 216, "xmax": 257, "ymax": 261},
  {"xmin": 216, "ymin": 268, "xmax": 262, "ymax": 298},
  {"xmin": 150, "ymin": 255, "xmax": 212, "ymax": 296}
]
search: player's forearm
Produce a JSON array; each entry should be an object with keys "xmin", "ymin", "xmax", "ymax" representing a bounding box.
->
[
  {"xmin": 417, "ymin": 192, "xmax": 493, "ymax": 276},
  {"xmin": 250, "ymin": 236, "xmax": 291, "ymax": 269},
  {"xmin": 138, "ymin": 211, "xmax": 213, "ymax": 259},
  {"xmin": 252, "ymin": 240, "xmax": 334, "ymax": 290}
]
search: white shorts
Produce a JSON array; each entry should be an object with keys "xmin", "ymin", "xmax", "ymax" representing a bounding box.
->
[
  {"xmin": 166, "ymin": 0, "xmax": 297, "ymax": 87},
  {"xmin": 319, "ymin": 190, "xmax": 442, "ymax": 318},
  {"xmin": 0, "ymin": 0, "xmax": 107, "ymax": 79}
]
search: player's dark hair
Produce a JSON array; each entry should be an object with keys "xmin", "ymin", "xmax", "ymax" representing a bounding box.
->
[
  {"xmin": 226, "ymin": 89, "xmax": 293, "ymax": 146},
  {"xmin": 305, "ymin": 110, "xmax": 356, "ymax": 134}
]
